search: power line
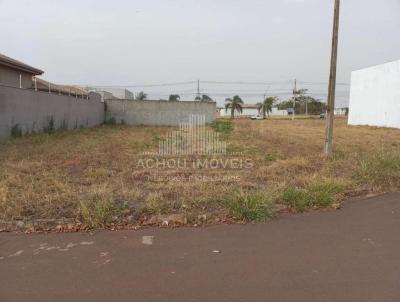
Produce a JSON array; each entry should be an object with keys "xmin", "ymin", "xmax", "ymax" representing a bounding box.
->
[
  {"xmin": 201, "ymin": 80, "xmax": 292, "ymax": 85},
  {"xmin": 298, "ymin": 81, "xmax": 350, "ymax": 86},
  {"xmin": 85, "ymin": 79, "xmax": 350, "ymax": 89},
  {"xmin": 89, "ymin": 81, "xmax": 197, "ymax": 88}
]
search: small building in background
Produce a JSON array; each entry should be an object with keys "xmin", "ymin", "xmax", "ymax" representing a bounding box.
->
[
  {"xmin": 85, "ymin": 87, "xmax": 135, "ymax": 101},
  {"xmin": 238, "ymin": 104, "xmax": 260, "ymax": 117},
  {"xmin": 217, "ymin": 104, "xmax": 288, "ymax": 117},
  {"xmin": 334, "ymin": 107, "xmax": 348, "ymax": 116},
  {"xmin": 271, "ymin": 107, "xmax": 288, "ymax": 116},
  {"xmin": 0, "ymin": 53, "xmax": 43, "ymax": 88},
  {"xmin": 218, "ymin": 104, "xmax": 259, "ymax": 117},
  {"xmin": 349, "ymin": 60, "xmax": 400, "ymax": 129}
]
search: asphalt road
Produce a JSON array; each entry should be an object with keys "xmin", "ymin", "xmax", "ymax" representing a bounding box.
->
[{"xmin": 1, "ymin": 193, "xmax": 399, "ymax": 302}]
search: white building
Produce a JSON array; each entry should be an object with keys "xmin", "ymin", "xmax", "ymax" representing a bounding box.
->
[
  {"xmin": 217, "ymin": 104, "xmax": 258, "ymax": 117},
  {"xmin": 270, "ymin": 107, "xmax": 288, "ymax": 116},
  {"xmin": 334, "ymin": 107, "xmax": 348, "ymax": 116},
  {"xmin": 349, "ymin": 60, "xmax": 400, "ymax": 129}
]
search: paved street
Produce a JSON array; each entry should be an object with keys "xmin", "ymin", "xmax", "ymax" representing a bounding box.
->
[{"xmin": 1, "ymin": 193, "xmax": 399, "ymax": 302}]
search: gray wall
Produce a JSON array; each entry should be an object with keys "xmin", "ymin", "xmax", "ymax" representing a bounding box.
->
[
  {"xmin": 0, "ymin": 85, "xmax": 105, "ymax": 138},
  {"xmin": 0, "ymin": 65, "xmax": 33, "ymax": 89},
  {"xmin": 106, "ymin": 99, "xmax": 216, "ymax": 126}
]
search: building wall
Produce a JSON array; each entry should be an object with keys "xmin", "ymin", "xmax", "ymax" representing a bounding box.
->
[
  {"xmin": 349, "ymin": 60, "xmax": 400, "ymax": 129},
  {"xmin": 219, "ymin": 108, "xmax": 259, "ymax": 117},
  {"xmin": 0, "ymin": 65, "xmax": 33, "ymax": 89},
  {"xmin": 334, "ymin": 108, "xmax": 348, "ymax": 116},
  {"xmin": 219, "ymin": 107, "xmax": 288, "ymax": 117},
  {"xmin": 102, "ymin": 88, "xmax": 134, "ymax": 100},
  {"xmin": 106, "ymin": 100, "xmax": 216, "ymax": 126},
  {"xmin": 239, "ymin": 108, "xmax": 259, "ymax": 117},
  {"xmin": 0, "ymin": 85, "xmax": 104, "ymax": 138},
  {"xmin": 270, "ymin": 108, "xmax": 288, "ymax": 116}
]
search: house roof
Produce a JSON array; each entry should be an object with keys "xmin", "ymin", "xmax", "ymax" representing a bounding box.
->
[
  {"xmin": 241, "ymin": 104, "xmax": 259, "ymax": 109},
  {"xmin": 0, "ymin": 53, "xmax": 44, "ymax": 75},
  {"xmin": 34, "ymin": 78, "xmax": 88, "ymax": 96},
  {"xmin": 221, "ymin": 104, "xmax": 259, "ymax": 109}
]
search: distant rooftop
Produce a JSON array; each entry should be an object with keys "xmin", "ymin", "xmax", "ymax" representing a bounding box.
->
[
  {"xmin": 241, "ymin": 104, "xmax": 259, "ymax": 109},
  {"xmin": 0, "ymin": 53, "xmax": 43, "ymax": 75}
]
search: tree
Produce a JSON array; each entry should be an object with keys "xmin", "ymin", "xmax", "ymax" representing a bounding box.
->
[
  {"xmin": 195, "ymin": 94, "xmax": 213, "ymax": 102},
  {"xmin": 225, "ymin": 95, "xmax": 244, "ymax": 119},
  {"xmin": 277, "ymin": 97, "xmax": 327, "ymax": 115},
  {"xmin": 135, "ymin": 91, "xmax": 147, "ymax": 100},
  {"xmin": 257, "ymin": 96, "xmax": 278, "ymax": 118},
  {"xmin": 168, "ymin": 94, "xmax": 180, "ymax": 101}
]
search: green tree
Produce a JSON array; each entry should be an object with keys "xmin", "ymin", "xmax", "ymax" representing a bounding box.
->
[
  {"xmin": 225, "ymin": 95, "xmax": 244, "ymax": 119},
  {"xmin": 277, "ymin": 97, "xmax": 327, "ymax": 115},
  {"xmin": 195, "ymin": 94, "xmax": 213, "ymax": 102},
  {"xmin": 168, "ymin": 94, "xmax": 180, "ymax": 101},
  {"xmin": 135, "ymin": 91, "xmax": 147, "ymax": 100},
  {"xmin": 257, "ymin": 96, "xmax": 279, "ymax": 118}
]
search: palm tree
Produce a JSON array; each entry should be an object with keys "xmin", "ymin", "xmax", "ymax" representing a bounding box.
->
[
  {"xmin": 136, "ymin": 91, "xmax": 147, "ymax": 100},
  {"xmin": 225, "ymin": 95, "xmax": 244, "ymax": 119},
  {"xmin": 195, "ymin": 94, "xmax": 213, "ymax": 102},
  {"xmin": 168, "ymin": 94, "xmax": 180, "ymax": 101},
  {"xmin": 257, "ymin": 96, "xmax": 278, "ymax": 118}
]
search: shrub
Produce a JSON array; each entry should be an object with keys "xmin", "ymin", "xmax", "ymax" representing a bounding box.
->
[
  {"xmin": 282, "ymin": 182, "xmax": 345, "ymax": 212},
  {"xmin": 144, "ymin": 192, "xmax": 168, "ymax": 215},
  {"xmin": 282, "ymin": 187, "xmax": 309, "ymax": 212},
  {"xmin": 78, "ymin": 199, "xmax": 114, "ymax": 228},
  {"xmin": 211, "ymin": 119, "xmax": 233, "ymax": 137},
  {"xmin": 225, "ymin": 191, "xmax": 275, "ymax": 221},
  {"xmin": 356, "ymin": 151, "xmax": 400, "ymax": 191}
]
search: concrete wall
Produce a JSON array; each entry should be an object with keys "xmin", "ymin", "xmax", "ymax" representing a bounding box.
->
[
  {"xmin": 0, "ymin": 85, "xmax": 104, "ymax": 138},
  {"xmin": 349, "ymin": 60, "xmax": 400, "ymax": 129},
  {"xmin": 106, "ymin": 99, "xmax": 216, "ymax": 126},
  {"xmin": 0, "ymin": 65, "xmax": 33, "ymax": 89}
]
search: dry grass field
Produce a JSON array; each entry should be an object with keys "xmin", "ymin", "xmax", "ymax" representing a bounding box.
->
[{"xmin": 0, "ymin": 117, "xmax": 399, "ymax": 229}]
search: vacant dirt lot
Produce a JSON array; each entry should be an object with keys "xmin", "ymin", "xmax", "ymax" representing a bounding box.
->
[{"xmin": 0, "ymin": 117, "xmax": 399, "ymax": 229}]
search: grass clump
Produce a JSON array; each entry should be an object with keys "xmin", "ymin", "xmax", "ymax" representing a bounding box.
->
[
  {"xmin": 356, "ymin": 151, "xmax": 400, "ymax": 191},
  {"xmin": 282, "ymin": 182, "xmax": 345, "ymax": 212},
  {"xmin": 144, "ymin": 192, "xmax": 169, "ymax": 215},
  {"xmin": 210, "ymin": 119, "xmax": 233, "ymax": 138},
  {"xmin": 78, "ymin": 199, "xmax": 115, "ymax": 228},
  {"xmin": 225, "ymin": 191, "xmax": 276, "ymax": 221}
]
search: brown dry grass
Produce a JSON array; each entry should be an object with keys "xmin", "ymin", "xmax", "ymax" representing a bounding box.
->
[{"xmin": 0, "ymin": 117, "xmax": 399, "ymax": 225}]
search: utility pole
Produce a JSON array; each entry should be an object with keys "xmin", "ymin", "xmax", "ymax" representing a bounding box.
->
[
  {"xmin": 324, "ymin": 0, "xmax": 341, "ymax": 156},
  {"xmin": 292, "ymin": 79, "xmax": 297, "ymax": 120},
  {"xmin": 196, "ymin": 80, "xmax": 200, "ymax": 100},
  {"xmin": 305, "ymin": 97, "xmax": 308, "ymax": 116}
]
